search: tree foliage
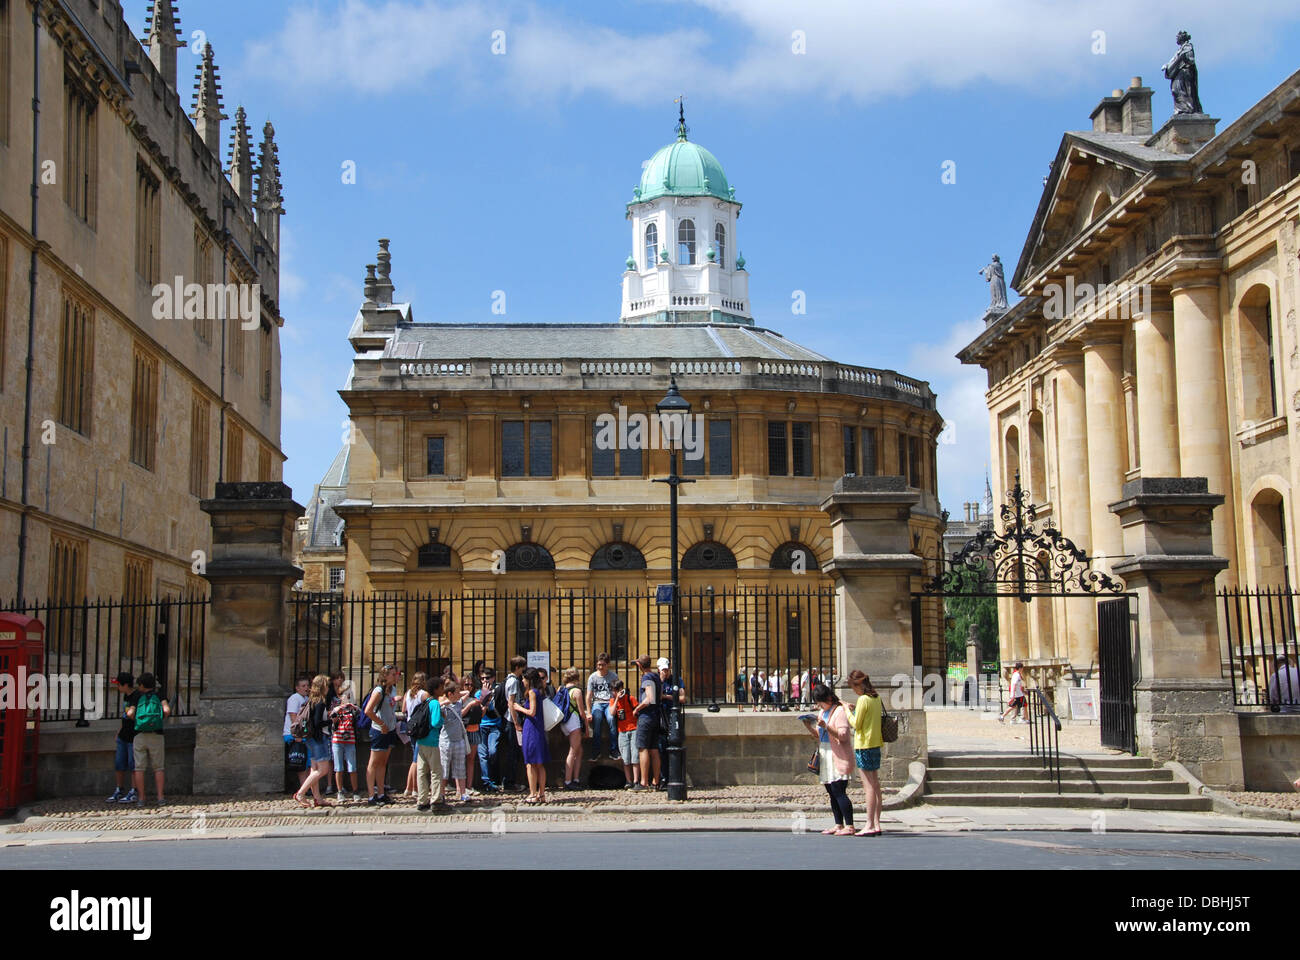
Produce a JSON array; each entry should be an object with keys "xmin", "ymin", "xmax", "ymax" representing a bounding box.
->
[{"xmin": 943, "ymin": 566, "xmax": 999, "ymax": 664}]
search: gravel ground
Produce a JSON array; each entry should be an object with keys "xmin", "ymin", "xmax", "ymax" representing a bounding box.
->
[
  {"xmin": 1223, "ymin": 791, "xmax": 1300, "ymax": 811},
  {"xmin": 25, "ymin": 782, "xmax": 899, "ymax": 820}
]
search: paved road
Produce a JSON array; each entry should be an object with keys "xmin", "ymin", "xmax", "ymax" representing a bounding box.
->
[{"xmin": 4, "ymin": 830, "xmax": 1299, "ymax": 869}]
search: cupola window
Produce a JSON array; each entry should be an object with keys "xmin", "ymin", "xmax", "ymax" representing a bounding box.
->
[
  {"xmin": 678, "ymin": 219, "xmax": 696, "ymax": 265},
  {"xmin": 644, "ymin": 222, "xmax": 658, "ymax": 270},
  {"xmin": 714, "ymin": 224, "xmax": 726, "ymax": 269}
]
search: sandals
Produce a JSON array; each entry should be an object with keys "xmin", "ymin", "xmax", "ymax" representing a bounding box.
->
[
  {"xmin": 834, "ymin": 826, "xmax": 856, "ymax": 836},
  {"xmin": 293, "ymin": 794, "xmax": 312, "ymax": 808},
  {"xmin": 820, "ymin": 827, "xmax": 837, "ymax": 835},
  {"xmin": 855, "ymin": 828, "xmax": 882, "ymax": 837}
]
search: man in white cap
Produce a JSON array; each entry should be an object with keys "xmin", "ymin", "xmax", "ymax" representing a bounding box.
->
[{"xmin": 657, "ymin": 657, "xmax": 686, "ymax": 791}]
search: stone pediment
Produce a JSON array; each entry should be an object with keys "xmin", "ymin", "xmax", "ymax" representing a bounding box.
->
[{"xmin": 1012, "ymin": 131, "xmax": 1167, "ymax": 290}]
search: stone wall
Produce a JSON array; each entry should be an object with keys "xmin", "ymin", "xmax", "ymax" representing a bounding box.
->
[
  {"xmin": 36, "ymin": 720, "xmax": 196, "ymax": 800},
  {"xmin": 1238, "ymin": 713, "xmax": 1300, "ymax": 791}
]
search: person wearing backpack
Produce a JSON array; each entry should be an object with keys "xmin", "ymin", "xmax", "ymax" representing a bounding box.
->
[
  {"xmin": 631, "ymin": 655, "xmax": 662, "ymax": 791},
  {"xmin": 364, "ymin": 665, "xmax": 401, "ymax": 806},
  {"xmin": 126, "ymin": 673, "xmax": 170, "ymax": 806},
  {"xmin": 294, "ymin": 674, "xmax": 336, "ymax": 808},
  {"xmin": 556, "ymin": 668, "xmax": 586, "ymax": 789},
  {"xmin": 410, "ymin": 675, "xmax": 444, "ymax": 811},
  {"xmin": 284, "ymin": 673, "xmax": 311, "ymax": 793},
  {"xmin": 330, "ymin": 681, "xmax": 361, "ymax": 801}
]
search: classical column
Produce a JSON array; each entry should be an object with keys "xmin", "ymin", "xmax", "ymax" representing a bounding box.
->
[
  {"xmin": 194, "ymin": 482, "xmax": 305, "ymax": 795},
  {"xmin": 1171, "ymin": 278, "xmax": 1237, "ymax": 571},
  {"xmin": 1133, "ymin": 306, "xmax": 1179, "ymax": 476},
  {"xmin": 821, "ymin": 476, "xmax": 926, "ymax": 787},
  {"xmin": 1053, "ymin": 354, "xmax": 1096, "ymax": 665},
  {"xmin": 1082, "ymin": 335, "xmax": 1126, "ymax": 571},
  {"xmin": 1110, "ymin": 478, "xmax": 1243, "ymax": 789}
]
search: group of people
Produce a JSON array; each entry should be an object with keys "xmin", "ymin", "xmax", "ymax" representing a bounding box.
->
[
  {"xmin": 283, "ymin": 652, "xmax": 686, "ymax": 808},
  {"xmin": 106, "ymin": 671, "xmax": 172, "ymax": 806},
  {"xmin": 737, "ymin": 667, "xmax": 834, "ymax": 710},
  {"xmin": 803, "ymin": 669, "xmax": 886, "ymax": 836}
]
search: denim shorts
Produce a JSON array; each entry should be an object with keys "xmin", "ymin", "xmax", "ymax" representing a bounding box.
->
[
  {"xmin": 855, "ymin": 747, "xmax": 882, "ymax": 772},
  {"xmin": 114, "ymin": 737, "xmax": 135, "ymax": 773},
  {"xmin": 307, "ymin": 737, "xmax": 331, "ymax": 764},
  {"xmin": 332, "ymin": 741, "xmax": 357, "ymax": 772},
  {"xmin": 369, "ymin": 730, "xmax": 399, "ymax": 752}
]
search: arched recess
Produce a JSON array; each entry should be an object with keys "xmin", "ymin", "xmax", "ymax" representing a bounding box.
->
[
  {"xmin": 590, "ymin": 542, "xmax": 647, "ymax": 570},
  {"xmin": 1003, "ymin": 424, "xmax": 1021, "ymax": 495},
  {"xmin": 1027, "ymin": 411, "xmax": 1047, "ymax": 505},
  {"xmin": 1245, "ymin": 475, "xmax": 1292, "ymax": 587},
  {"xmin": 770, "ymin": 541, "xmax": 820, "ymax": 571},
  {"xmin": 1089, "ymin": 192, "xmax": 1111, "ymax": 224},
  {"xmin": 502, "ymin": 542, "xmax": 555, "ymax": 572},
  {"xmin": 1237, "ymin": 282, "xmax": 1279, "ymax": 424},
  {"xmin": 681, "ymin": 540, "xmax": 737, "ymax": 570}
]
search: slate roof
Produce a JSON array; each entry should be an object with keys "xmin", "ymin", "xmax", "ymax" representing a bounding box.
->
[
  {"xmin": 304, "ymin": 445, "xmax": 350, "ymax": 550},
  {"xmin": 382, "ymin": 322, "xmax": 831, "ymax": 363}
]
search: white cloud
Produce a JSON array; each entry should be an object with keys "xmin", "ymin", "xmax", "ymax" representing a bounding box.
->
[{"xmin": 241, "ymin": 0, "xmax": 1300, "ymax": 103}]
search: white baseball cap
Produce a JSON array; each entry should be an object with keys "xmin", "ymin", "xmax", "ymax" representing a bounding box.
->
[{"xmin": 656, "ymin": 658, "xmax": 671, "ymax": 670}]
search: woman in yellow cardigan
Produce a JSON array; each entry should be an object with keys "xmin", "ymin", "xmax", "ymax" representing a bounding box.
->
[{"xmin": 847, "ymin": 669, "xmax": 884, "ymax": 836}]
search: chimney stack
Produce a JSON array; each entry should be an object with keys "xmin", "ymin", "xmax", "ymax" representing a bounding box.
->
[{"xmin": 1120, "ymin": 76, "xmax": 1153, "ymax": 136}]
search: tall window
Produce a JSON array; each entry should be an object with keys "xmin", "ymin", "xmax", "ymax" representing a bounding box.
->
[
  {"xmin": 48, "ymin": 533, "xmax": 86, "ymax": 603},
  {"xmin": 226, "ymin": 422, "xmax": 243, "ymax": 482},
  {"xmin": 685, "ymin": 419, "xmax": 733, "ymax": 476},
  {"xmin": 1240, "ymin": 286, "xmax": 1278, "ymax": 422},
  {"xmin": 259, "ymin": 322, "xmax": 272, "ymax": 403},
  {"xmin": 229, "ymin": 270, "xmax": 247, "ymax": 376},
  {"xmin": 842, "ymin": 426, "xmax": 857, "ymax": 475},
  {"xmin": 714, "ymin": 223, "xmax": 726, "ymax": 268},
  {"xmin": 644, "ymin": 222, "xmax": 658, "ymax": 269},
  {"xmin": 792, "ymin": 422, "xmax": 813, "ymax": 477},
  {"xmin": 328, "ymin": 567, "xmax": 345, "ymax": 591},
  {"xmin": 908, "ymin": 435, "xmax": 922, "ymax": 488},
  {"xmin": 515, "ymin": 609, "xmax": 537, "ymax": 656},
  {"xmin": 677, "ymin": 219, "xmax": 695, "ymax": 265},
  {"xmin": 610, "ymin": 610, "xmax": 630, "ymax": 661},
  {"xmin": 502, "ymin": 420, "xmax": 552, "ymax": 477},
  {"xmin": 189, "ymin": 393, "xmax": 209, "ymax": 498},
  {"xmin": 862, "ymin": 427, "xmax": 877, "ymax": 475},
  {"xmin": 0, "ymin": 233, "xmax": 7, "ymax": 392},
  {"xmin": 426, "ymin": 436, "xmax": 446, "ymax": 475},
  {"xmin": 591, "ymin": 420, "xmax": 643, "ymax": 477},
  {"xmin": 257, "ymin": 445, "xmax": 272, "ymax": 482},
  {"xmin": 129, "ymin": 347, "xmax": 159, "ymax": 471},
  {"xmin": 58, "ymin": 293, "xmax": 94, "ymax": 435},
  {"xmin": 786, "ymin": 611, "xmax": 802, "ymax": 661},
  {"xmin": 767, "ymin": 421, "xmax": 787, "ymax": 475},
  {"xmin": 122, "ymin": 554, "xmax": 152, "ymax": 654},
  {"xmin": 135, "ymin": 161, "xmax": 161, "ymax": 283},
  {"xmin": 64, "ymin": 75, "xmax": 97, "ymax": 224},
  {"xmin": 193, "ymin": 229, "xmax": 214, "ymax": 345}
]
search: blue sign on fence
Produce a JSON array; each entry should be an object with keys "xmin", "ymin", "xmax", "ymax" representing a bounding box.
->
[{"xmin": 655, "ymin": 584, "xmax": 675, "ymax": 605}]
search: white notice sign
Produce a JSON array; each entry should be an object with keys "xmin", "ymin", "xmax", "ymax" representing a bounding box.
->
[
  {"xmin": 1068, "ymin": 687, "xmax": 1099, "ymax": 721},
  {"xmin": 526, "ymin": 651, "xmax": 551, "ymax": 675}
]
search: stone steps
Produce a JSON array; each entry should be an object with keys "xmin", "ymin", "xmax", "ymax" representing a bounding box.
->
[{"xmin": 922, "ymin": 751, "xmax": 1211, "ymax": 811}]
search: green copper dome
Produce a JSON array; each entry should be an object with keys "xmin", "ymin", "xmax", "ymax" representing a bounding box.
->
[{"xmin": 632, "ymin": 135, "xmax": 734, "ymax": 205}]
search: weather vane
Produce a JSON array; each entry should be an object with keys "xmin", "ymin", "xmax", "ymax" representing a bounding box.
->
[{"xmin": 674, "ymin": 94, "xmax": 688, "ymax": 140}]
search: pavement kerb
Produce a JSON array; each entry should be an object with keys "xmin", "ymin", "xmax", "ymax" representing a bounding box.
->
[{"xmin": 1164, "ymin": 760, "xmax": 1299, "ymax": 822}]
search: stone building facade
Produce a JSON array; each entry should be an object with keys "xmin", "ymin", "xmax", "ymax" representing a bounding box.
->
[
  {"xmin": 0, "ymin": 1, "xmax": 286, "ymax": 603},
  {"xmin": 958, "ymin": 71, "xmax": 1300, "ymax": 673},
  {"xmin": 324, "ymin": 118, "xmax": 946, "ymax": 687}
]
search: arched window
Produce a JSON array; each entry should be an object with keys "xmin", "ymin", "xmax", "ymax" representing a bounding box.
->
[
  {"xmin": 417, "ymin": 542, "xmax": 452, "ymax": 568},
  {"xmin": 1003, "ymin": 425, "xmax": 1020, "ymax": 495},
  {"xmin": 1027, "ymin": 411, "xmax": 1046, "ymax": 505},
  {"xmin": 1251, "ymin": 489, "xmax": 1290, "ymax": 586},
  {"xmin": 590, "ymin": 542, "xmax": 647, "ymax": 570},
  {"xmin": 502, "ymin": 543, "xmax": 555, "ymax": 572},
  {"xmin": 678, "ymin": 219, "xmax": 696, "ymax": 265},
  {"xmin": 681, "ymin": 540, "xmax": 736, "ymax": 570},
  {"xmin": 770, "ymin": 542, "xmax": 818, "ymax": 571},
  {"xmin": 644, "ymin": 222, "xmax": 658, "ymax": 270},
  {"xmin": 714, "ymin": 224, "xmax": 726, "ymax": 269},
  {"xmin": 1240, "ymin": 284, "xmax": 1278, "ymax": 422}
]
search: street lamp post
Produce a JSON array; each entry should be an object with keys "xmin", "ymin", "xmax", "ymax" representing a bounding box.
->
[{"xmin": 654, "ymin": 377, "xmax": 694, "ymax": 801}]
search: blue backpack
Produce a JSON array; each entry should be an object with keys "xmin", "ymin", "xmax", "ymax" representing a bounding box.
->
[
  {"xmin": 357, "ymin": 687, "xmax": 382, "ymax": 734},
  {"xmin": 552, "ymin": 685, "xmax": 575, "ymax": 722}
]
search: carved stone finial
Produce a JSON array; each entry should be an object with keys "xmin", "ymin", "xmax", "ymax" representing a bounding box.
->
[
  {"xmin": 190, "ymin": 42, "xmax": 227, "ymax": 154},
  {"xmin": 227, "ymin": 106, "xmax": 254, "ymax": 201},
  {"xmin": 143, "ymin": 1, "xmax": 183, "ymax": 88}
]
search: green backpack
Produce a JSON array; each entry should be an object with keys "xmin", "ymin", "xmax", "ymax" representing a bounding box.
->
[{"xmin": 134, "ymin": 692, "xmax": 164, "ymax": 733}]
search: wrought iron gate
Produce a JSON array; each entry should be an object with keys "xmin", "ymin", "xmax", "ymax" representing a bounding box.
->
[{"xmin": 1097, "ymin": 596, "xmax": 1136, "ymax": 753}]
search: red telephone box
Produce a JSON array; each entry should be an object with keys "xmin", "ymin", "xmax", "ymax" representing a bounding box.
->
[{"xmin": 0, "ymin": 613, "xmax": 44, "ymax": 817}]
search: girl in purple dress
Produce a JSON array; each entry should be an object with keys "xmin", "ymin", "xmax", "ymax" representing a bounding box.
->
[{"xmin": 511, "ymin": 667, "xmax": 550, "ymax": 803}]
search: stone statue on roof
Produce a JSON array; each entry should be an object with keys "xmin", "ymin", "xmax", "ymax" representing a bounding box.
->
[
  {"xmin": 1162, "ymin": 31, "xmax": 1203, "ymax": 115},
  {"xmin": 979, "ymin": 255, "xmax": 1008, "ymax": 312}
]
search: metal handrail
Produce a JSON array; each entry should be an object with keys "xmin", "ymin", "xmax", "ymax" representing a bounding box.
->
[{"xmin": 1027, "ymin": 689, "xmax": 1062, "ymax": 793}]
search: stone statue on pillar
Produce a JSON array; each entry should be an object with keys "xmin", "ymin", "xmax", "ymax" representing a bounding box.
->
[
  {"xmin": 1162, "ymin": 31, "xmax": 1203, "ymax": 114},
  {"xmin": 979, "ymin": 255, "xmax": 1008, "ymax": 314}
]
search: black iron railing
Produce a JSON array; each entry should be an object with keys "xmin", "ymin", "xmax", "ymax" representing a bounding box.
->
[
  {"xmin": 1220, "ymin": 586, "xmax": 1300, "ymax": 709},
  {"xmin": 0, "ymin": 595, "xmax": 208, "ymax": 720},
  {"xmin": 289, "ymin": 587, "xmax": 837, "ymax": 707},
  {"xmin": 1027, "ymin": 689, "xmax": 1062, "ymax": 793}
]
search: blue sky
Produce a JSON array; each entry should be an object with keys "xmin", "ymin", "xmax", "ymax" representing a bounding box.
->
[{"xmin": 124, "ymin": 1, "xmax": 1300, "ymax": 509}]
